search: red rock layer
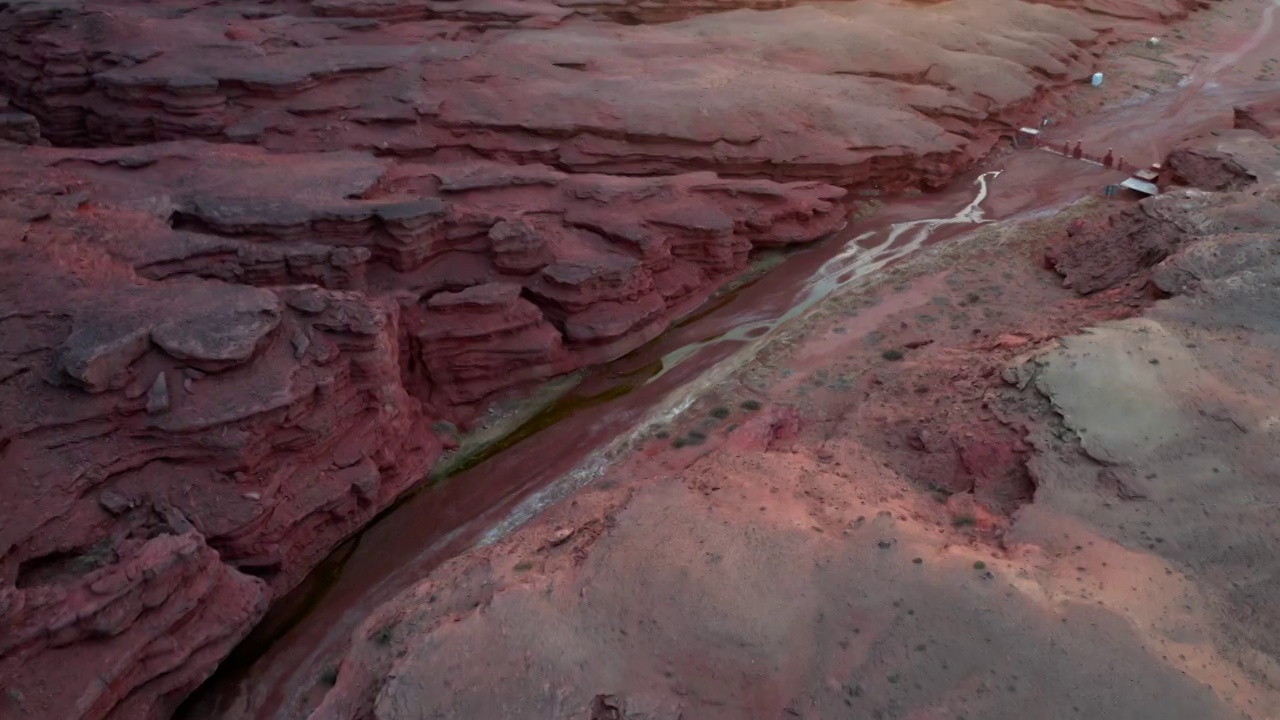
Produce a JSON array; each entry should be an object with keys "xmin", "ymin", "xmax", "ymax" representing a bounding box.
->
[
  {"xmin": 0, "ymin": 94, "xmax": 39, "ymax": 143},
  {"xmin": 0, "ymin": 0, "xmax": 1109, "ymax": 186},
  {"xmin": 0, "ymin": 139, "xmax": 843, "ymax": 719},
  {"xmin": 1233, "ymin": 99, "xmax": 1280, "ymax": 138}
]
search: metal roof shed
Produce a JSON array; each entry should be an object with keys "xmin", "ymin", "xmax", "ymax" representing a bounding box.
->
[{"xmin": 1121, "ymin": 177, "xmax": 1159, "ymax": 196}]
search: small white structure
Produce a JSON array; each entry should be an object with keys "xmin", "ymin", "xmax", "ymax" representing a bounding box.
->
[
  {"xmin": 1121, "ymin": 163, "xmax": 1162, "ymax": 196},
  {"xmin": 1121, "ymin": 178, "xmax": 1159, "ymax": 196},
  {"xmin": 1091, "ymin": 72, "xmax": 1105, "ymax": 87}
]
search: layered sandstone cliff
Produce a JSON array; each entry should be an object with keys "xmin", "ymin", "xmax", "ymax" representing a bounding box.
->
[
  {"xmin": 0, "ymin": 0, "xmax": 1105, "ymax": 180},
  {"xmin": 0, "ymin": 139, "xmax": 844, "ymax": 718}
]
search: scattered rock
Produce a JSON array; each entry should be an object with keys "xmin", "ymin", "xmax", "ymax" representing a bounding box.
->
[
  {"xmin": 145, "ymin": 372, "xmax": 169, "ymax": 414},
  {"xmin": 57, "ymin": 320, "xmax": 151, "ymax": 393},
  {"xmin": 549, "ymin": 527, "xmax": 576, "ymax": 546},
  {"xmin": 150, "ymin": 289, "xmax": 283, "ymax": 370},
  {"xmin": 1099, "ymin": 466, "xmax": 1151, "ymax": 500},
  {"xmin": 98, "ymin": 491, "xmax": 133, "ymax": 516}
]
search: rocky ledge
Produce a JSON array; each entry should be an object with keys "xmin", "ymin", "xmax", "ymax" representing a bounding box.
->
[
  {"xmin": 0, "ymin": 0, "xmax": 1115, "ymax": 183},
  {"xmin": 0, "ymin": 139, "xmax": 842, "ymax": 719}
]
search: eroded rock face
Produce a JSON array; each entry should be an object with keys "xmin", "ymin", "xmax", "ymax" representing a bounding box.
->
[
  {"xmin": 0, "ymin": 139, "xmax": 844, "ymax": 719},
  {"xmin": 0, "ymin": 0, "xmax": 1108, "ymax": 186},
  {"xmin": 1, "ymin": 533, "xmax": 265, "ymax": 720},
  {"xmin": 0, "ymin": 94, "xmax": 39, "ymax": 144},
  {"xmin": 1233, "ymin": 98, "xmax": 1280, "ymax": 138},
  {"xmin": 1048, "ymin": 131, "xmax": 1280, "ymax": 296},
  {"xmin": 1160, "ymin": 125, "xmax": 1280, "ymax": 192},
  {"xmin": 0, "ymin": 213, "xmax": 424, "ymax": 720}
]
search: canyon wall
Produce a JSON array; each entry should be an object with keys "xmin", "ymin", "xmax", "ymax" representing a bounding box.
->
[
  {"xmin": 0, "ymin": 139, "xmax": 844, "ymax": 720},
  {"xmin": 0, "ymin": 0, "xmax": 1202, "ymax": 716},
  {"xmin": 302, "ymin": 127, "xmax": 1280, "ymax": 720}
]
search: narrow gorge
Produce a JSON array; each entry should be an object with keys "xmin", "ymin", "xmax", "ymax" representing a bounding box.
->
[{"xmin": 2, "ymin": 0, "xmax": 1278, "ymax": 717}]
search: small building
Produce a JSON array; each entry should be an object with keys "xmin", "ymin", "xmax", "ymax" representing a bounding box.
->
[
  {"xmin": 1120, "ymin": 177, "xmax": 1159, "ymax": 196},
  {"xmin": 1118, "ymin": 163, "xmax": 1162, "ymax": 196}
]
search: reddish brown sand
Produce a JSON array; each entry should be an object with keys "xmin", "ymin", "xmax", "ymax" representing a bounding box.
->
[{"xmin": 1, "ymin": 0, "xmax": 1278, "ymax": 717}]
